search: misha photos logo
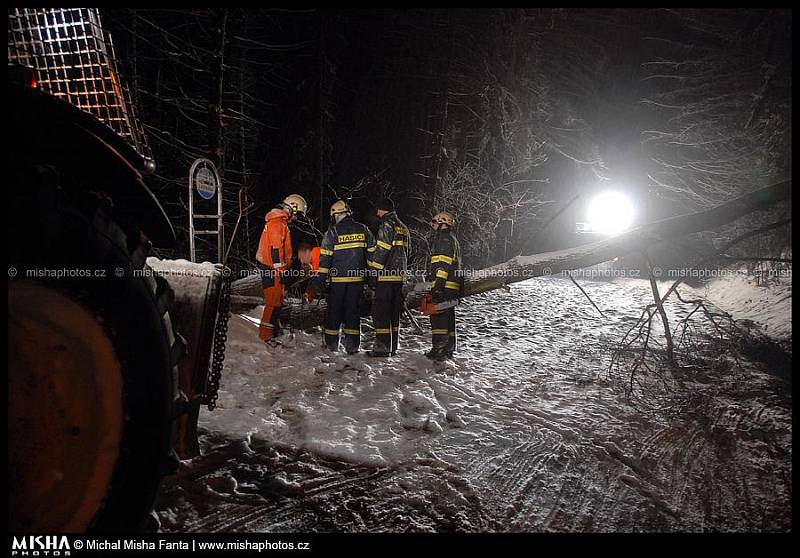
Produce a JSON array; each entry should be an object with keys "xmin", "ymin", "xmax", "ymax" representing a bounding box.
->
[{"xmin": 11, "ymin": 536, "xmax": 71, "ymax": 555}]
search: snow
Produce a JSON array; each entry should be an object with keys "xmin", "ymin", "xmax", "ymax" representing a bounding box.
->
[
  {"xmin": 204, "ymin": 309, "xmax": 455, "ymax": 466},
  {"xmin": 157, "ymin": 276, "xmax": 791, "ymax": 532},
  {"xmin": 147, "ymin": 257, "xmax": 221, "ymax": 276},
  {"xmin": 700, "ymin": 272, "xmax": 792, "ymax": 341},
  {"xmin": 147, "ymin": 257, "xmax": 225, "ymax": 306}
]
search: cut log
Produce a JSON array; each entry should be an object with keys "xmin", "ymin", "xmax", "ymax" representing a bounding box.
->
[
  {"xmin": 230, "ymin": 272, "xmax": 262, "ymax": 298},
  {"xmin": 230, "ymin": 295, "xmax": 264, "ymax": 313},
  {"xmin": 233, "ymin": 181, "xmax": 790, "ymax": 330},
  {"xmin": 231, "ymin": 269, "xmax": 313, "ymax": 298}
]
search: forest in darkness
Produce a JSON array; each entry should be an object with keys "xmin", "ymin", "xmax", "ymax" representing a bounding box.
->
[{"xmin": 103, "ymin": 8, "xmax": 792, "ymax": 270}]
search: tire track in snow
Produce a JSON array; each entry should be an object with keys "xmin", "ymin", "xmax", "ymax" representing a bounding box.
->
[
  {"xmin": 158, "ymin": 277, "xmax": 791, "ymax": 532},
  {"xmin": 164, "ymin": 436, "xmax": 489, "ymax": 532}
]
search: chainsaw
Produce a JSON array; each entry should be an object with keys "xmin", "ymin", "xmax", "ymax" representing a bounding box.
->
[
  {"xmin": 413, "ymin": 281, "xmax": 458, "ymax": 315},
  {"xmin": 418, "ymin": 293, "xmax": 459, "ymax": 316}
]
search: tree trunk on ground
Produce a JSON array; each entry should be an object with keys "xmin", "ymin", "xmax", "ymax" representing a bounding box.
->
[
  {"xmin": 229, "ymin": 181, "xmax": 790, "ymax": 329},
  {"xmin": 230, "ymin": 271, "xmax": 262, "ymax": 297},
  {"xmin": 460, "ymin": 180, "xmax": 790, "ymax": 298}
]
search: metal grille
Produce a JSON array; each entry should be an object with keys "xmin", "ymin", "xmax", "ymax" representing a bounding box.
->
[{"xmin": 8, "ymin": 8, "xmax": 152, "ymax": 161}]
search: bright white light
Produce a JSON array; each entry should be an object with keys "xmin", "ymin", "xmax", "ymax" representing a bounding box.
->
[{"xmin": 587, "ymin": 191, "xmax": 635, "ymax": 235}]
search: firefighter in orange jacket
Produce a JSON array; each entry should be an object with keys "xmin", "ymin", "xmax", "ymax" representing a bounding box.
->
[
  {"xmin": 256, "ymin": 194, "xmax": 307, "ymax": 342},
  {"xmin": 297, "ymin": 243, "xmax": 321, "ymax": 301}
]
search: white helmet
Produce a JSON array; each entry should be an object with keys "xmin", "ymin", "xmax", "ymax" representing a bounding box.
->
[
  {"xmin": 282, "ymin": 194, "xmax": 307, "ymax": 217},
  {"xmin": 432, "ymin": 211, "xmax": 455, "ymax": 227},
  {"xmin": 330, "ymin": 199, "xmax": 352, "ymax": 217}
]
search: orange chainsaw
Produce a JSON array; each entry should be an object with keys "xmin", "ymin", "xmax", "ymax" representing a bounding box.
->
[{"xmin": 418, "ymin": 294, "xmax": 459, "ymax": 316}]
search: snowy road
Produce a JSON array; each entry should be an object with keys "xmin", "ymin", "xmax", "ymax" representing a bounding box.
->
[{"xmin": 156, "ymin": 276, "xmax": 792, "ymax": 532}]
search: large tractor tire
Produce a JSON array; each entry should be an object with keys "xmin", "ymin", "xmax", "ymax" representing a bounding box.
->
[{"xmin": 8, "ymin": 164, "xmax": 183, "ymax": 532}]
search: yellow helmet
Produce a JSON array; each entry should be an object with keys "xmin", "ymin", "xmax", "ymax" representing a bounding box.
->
[
  {"xmin": 330, "ymin": 199, "xmax": 352, "ymax": 217},
  {"xmin": 432, "ymin": 211, "xmax": 455, "ymax": 227},
  {"xmin": 282, "ymin": 194, "xmax": 307, "ymax": 217}
]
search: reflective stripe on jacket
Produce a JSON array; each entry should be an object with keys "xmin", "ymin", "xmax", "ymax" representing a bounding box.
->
[
  {"xmin": 318, "ymin": 216, "xmax": 375, "ymax": 283},
  {"xmin": 428, "ymin": 228, "xmax": 462, "ymax": 294},
  {"xmin": 368, "ymin": 211, "xmax": 410, "ymax": 282}
]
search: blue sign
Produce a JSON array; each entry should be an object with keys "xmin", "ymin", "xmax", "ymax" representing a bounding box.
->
[{"xmin": 195, "ymin": 166, "xmax": 217, "ymax": 200}]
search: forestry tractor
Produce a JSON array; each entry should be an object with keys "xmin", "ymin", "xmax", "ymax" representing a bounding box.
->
[{"xmin": 8, "ymin": 8, "xmax": 230, "ymax": 532}]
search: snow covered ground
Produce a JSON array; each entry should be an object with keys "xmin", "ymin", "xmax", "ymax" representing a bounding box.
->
[
  {"xmin": 156, "ymin": 276, "xmax": 792, "ymax": 532},
  {"xmin": 702, "ymin": 273, "xmax": 792, "ymax": 341}
]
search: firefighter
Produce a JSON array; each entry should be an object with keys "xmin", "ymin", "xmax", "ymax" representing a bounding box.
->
[
  {"xmin": 297, "ymin": 242, "xmax": 321, "ymax": 301},
  {"xmin": 367, "ymin": 197, "xmax": 410, "ymax": 357},
  {"xmin": 255, "ymin": 194, "xmax": 307, "ymax": 342},
  {"xmin": 426, "ymin": 211, "xmax": 462, "ymax": 360},
  {"xmin": 310, "ymin": 200, "xmax": 375, "ymax": 354}
]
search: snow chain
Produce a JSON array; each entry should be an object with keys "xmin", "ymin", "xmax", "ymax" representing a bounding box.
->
[{"xmin": 204, "ymin": 268, "xmax": 232, "ymax": 410}]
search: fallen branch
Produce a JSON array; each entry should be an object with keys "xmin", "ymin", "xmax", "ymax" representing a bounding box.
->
[
  {"xmin": 566, "ymin": 271, "xmax": 606, "ymax": 318},
  {"xmin": 644, "ymin": 251, "xmax": 675, "ymax": 363},
  {"xmin": 402, "ymin": 302, "xmax": 424, "ymax": 334}
]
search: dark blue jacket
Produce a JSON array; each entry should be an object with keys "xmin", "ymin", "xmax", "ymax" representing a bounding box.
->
[
  {"xmin": 368, "ymin": 211, "xmax": 410, "ymax": 282},
  {"xmin": 428, "ymin": 228, "xmax": 462, "ymax": 298},
  {"xmin": 318, "ymin": 216, "xmax": 376, "ymax": 284}
]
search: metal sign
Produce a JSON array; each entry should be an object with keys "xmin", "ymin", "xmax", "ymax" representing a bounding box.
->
[
  {"xmin": 195, "ymin": 167, "xmax": 217, "ymax": 199},
  {"xmin": 189, "ymin": 158, "xmax": 223, "ymax": 263},
  {"xmin": 191, "ymin": 159, "xmax": 219, "ymax": 200}
]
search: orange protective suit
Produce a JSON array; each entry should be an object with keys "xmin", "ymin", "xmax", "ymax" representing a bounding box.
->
[
  {"xmin": 305, "ymin": 246, "xmax": 322, "ymax": 301},
  {"xmin": 255, "ymin": 208, "xmax": 293, "ymax": 341}
]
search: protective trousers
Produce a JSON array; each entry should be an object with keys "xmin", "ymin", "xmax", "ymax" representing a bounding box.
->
[
  {"xmin": 259, "ymin": 269, "xmax": 284, "ymax": 341},
  {"xmin": 429, "ymin": 306, "xmax": 456, "ymax": 355},
  {"xmin": 324, "ymin": 282, "xmax": 364, "ymax": 352},
  {"xmin": 372, "ymin": 282, "xmax": 403, "ymax": 354}
]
